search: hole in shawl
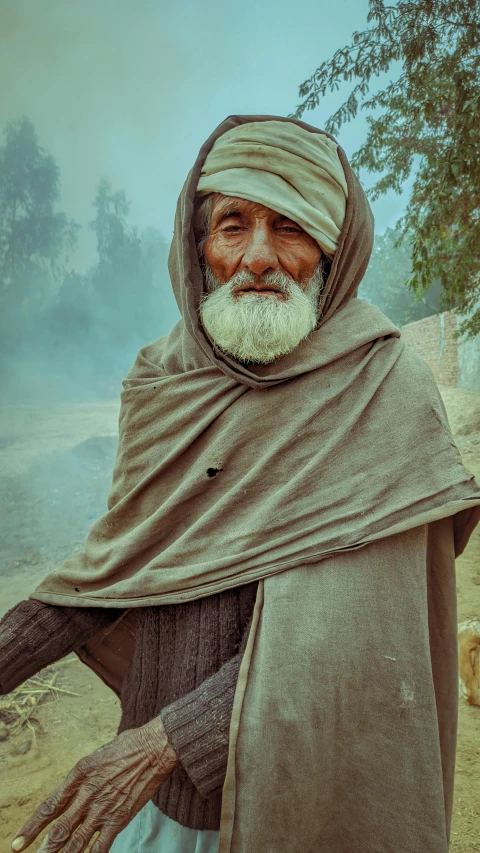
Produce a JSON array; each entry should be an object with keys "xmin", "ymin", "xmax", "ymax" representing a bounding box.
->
[
  {"xmin": 206, "ymin": 467, "xmax": 223, "ymax": 478},
  {"xmin": 74, "ymin": 587, "xmax": 80, "ymax": 592}
]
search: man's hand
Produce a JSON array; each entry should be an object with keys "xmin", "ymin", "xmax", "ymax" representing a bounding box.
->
[{"xmin": 11, "ymin": 716, "xmax": 179, "ymax": 853}]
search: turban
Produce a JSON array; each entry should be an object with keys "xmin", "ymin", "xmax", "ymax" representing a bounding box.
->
[{"xmin": 196, "ymin": 120, "xmax": 348, "ymax": 259}]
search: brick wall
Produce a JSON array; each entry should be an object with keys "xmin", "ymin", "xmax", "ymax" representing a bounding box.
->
[{"xmin": 401, "ymin": 310, "xmax": 459, "ymax": 387}]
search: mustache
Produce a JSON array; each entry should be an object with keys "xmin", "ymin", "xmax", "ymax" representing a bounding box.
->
[
  {"xmin": 230, "ymin": 270, "xmax": 295, "ymax": 294},
  {"xmin": 205, "ymin": 267, "xmax": 301, "ymax": 296}
]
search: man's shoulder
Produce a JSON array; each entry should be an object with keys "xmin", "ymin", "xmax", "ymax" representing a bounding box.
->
[
  {"xmin": 123, "ymin": 323, "xmax": 183, "ymax": 385},
  {"xmin": 134, "ymin": 333, "xmax": 170, "ymax": 370},
  {"xmin": 386, "ymin": 335, "xmax": 450, "ymax": 428},
  {"xmin": 396, "ymin": 334, "xmax": 440, "ymax": 388}
]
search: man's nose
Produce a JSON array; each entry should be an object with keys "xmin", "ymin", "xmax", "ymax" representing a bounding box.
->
[{"xmin": 240, "ymin": 223, "xmax": 280, "ymax": 275}]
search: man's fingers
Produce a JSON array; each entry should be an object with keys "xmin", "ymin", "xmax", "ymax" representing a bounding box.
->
[
  {"xmin": 24, "ymin": 788, "xmax": 95, "ymax": 853},
  {"xmin": 59, "ymin": 825, "xmax": 99, "ymax": 853},
  {"xmin": 12, "ymin": 794, "xmax": 67, "ymax": 851},
  {"xmin": 12, "ymin": 767, "xmax": 81, "ymax": 850}
]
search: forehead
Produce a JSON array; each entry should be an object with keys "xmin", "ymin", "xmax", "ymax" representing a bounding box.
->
[{"xmin": 211, "ymin": 194, "xmax": 298, "ymax": 223}]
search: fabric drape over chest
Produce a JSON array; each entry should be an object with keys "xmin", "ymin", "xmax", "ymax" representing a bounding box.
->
[{"xmin": 29, "ymin": 114, "xmax": 480, "ymax": 852}]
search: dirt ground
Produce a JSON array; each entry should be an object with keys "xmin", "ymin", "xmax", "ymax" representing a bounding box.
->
[{"xmin": 0, "ymin": 390, "xmax": 479, "ymax": 852}]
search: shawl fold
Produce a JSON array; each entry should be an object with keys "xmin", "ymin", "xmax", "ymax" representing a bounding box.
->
[
  {"xmin": 32, "ymin": 298, "xmax": 480, "ymax": 608},
  {"xmin": 221, "ymin": 518, "xmax": 461, "ymax": 853}
]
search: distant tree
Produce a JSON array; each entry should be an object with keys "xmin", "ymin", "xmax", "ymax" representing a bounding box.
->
[
  {"xmin": 0, "ymin": 118, "xmax": 78, "ymax": 341},
  {"xmin": 87, "ymin": 178, "xmax": 169, "ymax": 348},
  {"xmin": 359, "ymin": 225, "xmax": 441, "ymax": 326},
  {"xmin": 0, "ymin": 123, "xmax": 176, "ymax": 400},
  {"xmin": 293, "ymin": 0, "xmax": 480, "ymax": 337},
  {"xmin": 44, "ymin": 181, "xmax": 172, "ymax": 386},
  {"xmin": 44, "ymin": 271, "xmax": 96, "ymax": 346},
  {"xmin": 90, "ymin": 178, "xmax": 133, "ymax": 269}
]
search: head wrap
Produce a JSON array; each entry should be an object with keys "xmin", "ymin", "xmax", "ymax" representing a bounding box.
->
[{"xmin": 196, "ymin": 120, "xmax": 348, "ymax": 259}]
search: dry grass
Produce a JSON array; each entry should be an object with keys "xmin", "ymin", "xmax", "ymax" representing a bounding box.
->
[{"xmin": 0, "ymin": 658, "xmax": 79, "ymax": 749}]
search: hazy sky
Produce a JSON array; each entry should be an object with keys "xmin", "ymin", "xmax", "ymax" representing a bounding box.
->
[{"xmin": 0, "ymin": 0, "xmax": 410, "ymax": 267}]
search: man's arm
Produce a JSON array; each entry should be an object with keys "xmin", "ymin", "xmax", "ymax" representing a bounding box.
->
[
  {"xmin": 11, "ymin": 714, "xmax": 180, "ymax": 853},
  {"xmin": 10, "ymin": 656, "xmax": 244, "ymax": 853},
  {"xmin": 9, "ymin": 628, "xmax": 250, "ymax": 853},
  {"xmin": 0, "ymin": 600, "xmax": 122, "ymax": 694},
  {"xmin": 9, "ymin": 603, "xmax": 255, "ymax": 852},
  {"xmin": 160, "ymin": 651, "xmax": 242, "ymax": 798}
]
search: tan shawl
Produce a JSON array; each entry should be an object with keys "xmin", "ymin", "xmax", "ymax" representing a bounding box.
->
[{"xmin": 31, "ymin": 115, "xmax": 480, "ymax": 852}]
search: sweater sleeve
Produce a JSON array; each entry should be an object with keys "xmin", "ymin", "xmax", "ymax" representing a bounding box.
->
[
  {"xmin": 0, "ymin": 599, "xmax": 122, "ymax": 695},
  {"xmin": 160, "ymin": 615, "xmax": 253, "ymax": 799},
  {"xmin": 160, "ymin": 653, "xmax": 242, "ymax": 798}
]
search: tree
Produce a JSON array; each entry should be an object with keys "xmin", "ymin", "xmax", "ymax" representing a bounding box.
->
[
  {"xmin": 359, "ymin": 225, "xmax": 441, "ymax": 325},
  {"xmin": 42, "ymin": 179, "xmax": 173, "ymax": 397},
  {"xmin": 293, "ymin": 0, "xmax": 480, "ymax": 337},
  {"xmin": 88, "ymin": 178, "xmax": 168, "ymax": 349},
  {"xmin": 0, "ymin": 118, "xmax": 78, "ymax": 327}
]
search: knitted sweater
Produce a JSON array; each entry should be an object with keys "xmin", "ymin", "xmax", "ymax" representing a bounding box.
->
[{"xmin": 0, "ymin": 581, "xmax": 258, "ymax": 831}]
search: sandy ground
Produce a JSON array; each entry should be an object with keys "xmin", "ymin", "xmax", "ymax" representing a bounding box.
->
[{"xmin": 0, "ymin": 390, "xmax": 479, "ymax": 852}]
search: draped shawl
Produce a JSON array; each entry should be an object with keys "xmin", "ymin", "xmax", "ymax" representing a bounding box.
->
[{"xmin": 30, "ymin": 115, "xmax": 480, "ymax": 852}]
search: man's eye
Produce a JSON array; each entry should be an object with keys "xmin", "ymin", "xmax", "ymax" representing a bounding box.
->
[
  {"xmin": 278, "ymin": 226, "xmax": 303, "ymax": 234},
  {"xmin": 222, "ymin": 225, "xmax": 243, "ymax": 232}
]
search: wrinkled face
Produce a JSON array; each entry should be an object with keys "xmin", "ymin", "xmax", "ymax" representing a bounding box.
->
[
  {"xmin": 204, "ymin": 195, "xmax": 322, "ymax": 295},
  {"xmin": 199, "ymin": 195, "xmax": 326, "ymax": 365}
]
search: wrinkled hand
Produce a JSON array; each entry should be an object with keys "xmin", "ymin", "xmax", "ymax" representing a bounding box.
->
[{"xmin": 11, "ymin": 716, "xmax": 179, "ymax": 853}]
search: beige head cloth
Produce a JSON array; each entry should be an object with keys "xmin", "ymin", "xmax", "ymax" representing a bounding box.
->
[{"xmin": 196, "ymin": 119, "xmax": 348, "ymax": 259}]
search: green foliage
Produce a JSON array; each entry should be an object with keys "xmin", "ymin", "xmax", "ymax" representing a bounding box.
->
[
  {"xmin": 86, "ymin": 178, "xmax": 168, "ymax": 346},
  {"xmin": 0, "ymin": 118, "xmax": 78, "ymax": 316},
  {"xmin": 294, "ymin": 0, "xmax": 480, "ymax": 337},
  {"xmin": 0, "ymin": 118, "xmax": 173, "ymax": 398},
  {"xmin": 48, "ymin": 179, "xmax": 169, "ymax": 369},
  {"xmin": 359, "ymin": 225, "xmax": 441, "ymax": 325}
]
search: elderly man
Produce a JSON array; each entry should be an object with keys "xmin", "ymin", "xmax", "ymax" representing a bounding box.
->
[{"xmin": 1, "ymin": 115, "xmax": 480, "ymax": 853}]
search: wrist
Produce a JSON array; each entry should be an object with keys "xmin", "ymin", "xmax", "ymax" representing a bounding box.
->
[{"xmin": 140, "ymin": 716, "xmax": 180, "ymax": 771}]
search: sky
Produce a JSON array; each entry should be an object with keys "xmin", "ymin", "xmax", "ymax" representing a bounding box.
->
[{"xmin": 0, "ymin": 0, "xmax": 410, "ymax": 268}]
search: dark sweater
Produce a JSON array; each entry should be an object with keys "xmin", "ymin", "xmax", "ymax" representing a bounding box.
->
[{"xmin": 0, "ymin": 582, "xmax": 258, "ymax": 831}]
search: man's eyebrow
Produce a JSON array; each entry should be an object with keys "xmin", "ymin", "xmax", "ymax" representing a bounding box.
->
[
  {"xmin": 214, "ymin": 206, "xmax": 243, "ymax": 224},
  {"xmin": 277, "ymin": 214, "xmax": 302, "ymax": 225}
]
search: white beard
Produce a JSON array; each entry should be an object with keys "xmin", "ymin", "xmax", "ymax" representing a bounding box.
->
[{"xmin": 199, "ymin": 265, "xmax": 324, "ymax": 364}]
